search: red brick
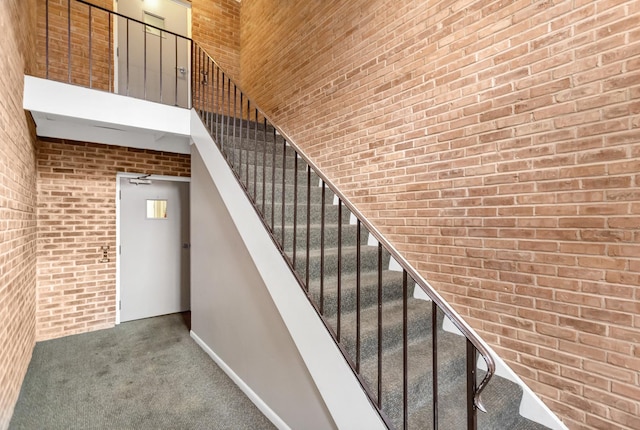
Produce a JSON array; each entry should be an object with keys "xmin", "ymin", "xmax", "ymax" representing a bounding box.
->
[
  {"xmin": 585, "ymin": 337, "xmax": 633, "ymax": 363},
  {"xmin": 560, "ymin": 391, "xmax": 608, "ymax": 418},
  {"xmin": 192, "ymin": 0, "xmax": 239, "ymax": 79},
  {"xmin": 536, "ymin": 322, "xmax": 577, "ymax": 341},
  {"xmin": 0, "ymin": 0, "xmax": 38, "ymax": 427},
  {"xmin": 609, "ymin": 409, "xmax": 640, "ymax": 429},
  {"xmin": 538, "ymin": 372, "xmax": 582, "ymax": 394},
  {"xmin": 611, "ymin": 382, "xmax": 640, "ymax": 402},
  {"xmin": 583, "ymin": 359, "xmax": 636, "ymax": 383},
  {"xmin": 560, "ymin": 367, "xmax": 609, "ymax": 391}
]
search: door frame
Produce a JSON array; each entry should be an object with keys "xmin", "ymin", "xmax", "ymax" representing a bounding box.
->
[
  {"xmin": 112, "ymin": 0, "xmax": 193, "ymax": 102},
  {"xmin": 115, "ymin": 172, "xmax": 191, "ymax": 324}
]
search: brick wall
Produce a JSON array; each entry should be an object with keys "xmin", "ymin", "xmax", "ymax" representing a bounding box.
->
[
  {"xmin": 0, "ymin": 0, "xmax": 38, "ymax": 428},
  {"xmin": 192, "ymin": 0, "xmax": 240, "ymax": 81},
  {"xmin": 36, "ymin": 138, "xmax": 190, "ymax": 341},
  {"xmin": 240, "ymin": 1, "xmax": 640, "ymax": 429}
]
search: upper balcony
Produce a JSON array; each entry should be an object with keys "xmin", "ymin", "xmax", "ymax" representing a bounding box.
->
[{"xmin": 25, "ymin": 0, "xmax": 193, "ymax": 154}]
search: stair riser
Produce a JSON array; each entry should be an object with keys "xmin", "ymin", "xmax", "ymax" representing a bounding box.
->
[
  {"xmin": 206, "ymin": 123, "xmax": 274, "ymax": 144},
  {"xmin": 200, "ymin": 113, "xmax": 270, "ymax": 129},
  {"xmin": 260, "ymin": 202, "xmax": 352, "ymax": 225},
  {"xmin": 294, "ymin": 246, "xmax": 381, "ymax": 280},
  {"xmin": 224, "ymin": 135, "xmax": 292, "ymax": 151},
  {"xmin": 224, "ymin": 144, "xmax": 298, "ymax": 168},
  {"xmin": 339, "ymin": 303, "xmax": 433, "ymax": 363},
  {"xmin": 367, "ymin": 334, "xmax": 468, "ymax": 429},
  {"xmin": 252, "ymin": 182, "xmax": 335, "ymax": 205},
  {"xmin": 238, "ymin": 163, "xmax": 311, "ymax": 185},
  {"xmin": 222, "ymin": 135, "xmax": 297, "ymax": 156},
  {"xmin": 224, "ymin": 147, "xmax": 301, "ymax": 169},
  {"xmin": 222, "ymin": 130, "xmax": 274, "ymax": 144},
  {"xmin": 310, "ymin": 272, "xmax": 406, "ymax": 317},
  {"xmin": 273, "ymin": 224, "xmax": 365, "ymax": 252}
]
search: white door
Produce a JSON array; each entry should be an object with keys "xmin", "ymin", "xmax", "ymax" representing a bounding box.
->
[
  {"xmin": 116, "ymin": 0, "xmax": 191, "ymax": 107},
  {"xmin": 120, "ymin": 177, "xmax": 190, "ymax": 322}
]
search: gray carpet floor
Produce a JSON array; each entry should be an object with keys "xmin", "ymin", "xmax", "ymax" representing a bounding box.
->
[{"xmin": 9, "ymin": 313, "xmax": 277, "ymax": 430}]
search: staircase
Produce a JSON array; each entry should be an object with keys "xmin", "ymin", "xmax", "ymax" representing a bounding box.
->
[
  {"xmin": 200, "ymin": 106, "xmax": 549, "ymax": 429},
  {"xmin": 35, "ymin": 1, "xmax": 557, "ymax": 427}
]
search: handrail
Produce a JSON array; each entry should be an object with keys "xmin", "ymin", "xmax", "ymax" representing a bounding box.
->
[{"xmin": 193, "ymin": 43, "xmax": 496, "ymax": 427}]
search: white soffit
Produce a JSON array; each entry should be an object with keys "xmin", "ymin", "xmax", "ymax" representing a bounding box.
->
[{"xmin": 24, "ymin": 76, "xmax": 191, "ymax": 154}]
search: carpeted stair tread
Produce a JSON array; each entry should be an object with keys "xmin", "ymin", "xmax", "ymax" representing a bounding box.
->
[
  {"xmin": 210, "ymin": 126, "xmax": 279, "ymax": 147},
  {"xmin": 477, "ymin": 374, "xmax": 552, "ymax": 430},
  {"xmin": 227, "ymin": 147, "xmax": 300, "ymax": 169},
  {"xmin": 337, "ymin": 298, "xmax": 433, "ymax": 362},
  {"xmin": 262, "ymin": 201, "xmax": 353, "ymax": 225},
  {"xmin": 227, "ymin": 135, "xmax": 297, "ymax": 152},
  {"xmin": 239, "ymin": 163, "xmax": 311, "ymax": 185},
  {"xmin": 293, "ymin": 244, "xmax": 383, "ymax": 279},
  {"xmin": 406, "ymin": 367, "xmax": 551, "ymax": 430},
  {"xmin": 273, "ymin": 222, "xmax": 365, "ymax": 252},
  {"xmin": 252, "ymin": 181, "xmax": 336, "ymax": 204},
  {"xmin": 358, "ymin": 331, "xmax": 467, "ymax": 429},
  {"xmin": 309, "ymin": 269, "xmax": 406, "ymax": 317},
  {"xmin": 206, "ymin": 118, "xmax": 272, "ymax": 133},
  {"xmin": 227, "ymin": 147, "xmax": 299, "ymax": 169}
]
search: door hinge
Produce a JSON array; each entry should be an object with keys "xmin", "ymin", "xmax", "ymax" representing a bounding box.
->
[
  {"xmin": 119, "ymin": 300, "xmax": 121, "ymax": 310},
  {"xmin": 119, "ymin": 245, "xmax": 121, "ymax": 255},
  {"xmin": 116, "ymin": 47, "xmax": 119, "ymax": 57},
  {"xmin": 119, "ymin": 190, "xmax": 121, "ymax": 200}
]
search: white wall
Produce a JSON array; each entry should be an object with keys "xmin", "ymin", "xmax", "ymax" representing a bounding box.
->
[
  {"xmin": 190, "ymin": 146, "xmax": 335, "ymax": 429},
  {"xmin": 23, "ymin": 76, "xmax": 191, "ymax": 154}
]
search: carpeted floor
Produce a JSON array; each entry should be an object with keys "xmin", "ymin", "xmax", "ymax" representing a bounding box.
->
[{"xmin": 10, "ymin": 313, "xmax": 277, "ymax": 430}]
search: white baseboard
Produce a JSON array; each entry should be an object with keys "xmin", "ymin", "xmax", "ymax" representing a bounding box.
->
[{"xmin": 190, "ymin": 331, "xmax": 291, "ymax": 430}]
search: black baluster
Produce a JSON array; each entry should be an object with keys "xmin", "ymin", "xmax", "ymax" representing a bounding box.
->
[
  {"xmin": 356, "ymin": 220, "xmax": 361, "ymax": 373},
  {"xmin": 377, "ymin": 242, "xmax": 383, "ymax": 408},
  {"xmin": 467, "ymin": 341, "xmax": 478, "ymax": 430},
  {"xmin": 403, "ymin": 271, "xmax": 408, "ymax": 430}
]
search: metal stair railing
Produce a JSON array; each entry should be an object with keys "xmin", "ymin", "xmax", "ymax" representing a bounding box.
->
[{"xmin": 192, "ymin": 42, "xmax": 496, "ymax": 430}]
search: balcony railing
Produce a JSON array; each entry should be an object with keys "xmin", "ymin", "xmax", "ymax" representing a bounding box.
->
[{"xmin": 40, "ymin": 0, "xmax": 191, "ymax": 108}]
